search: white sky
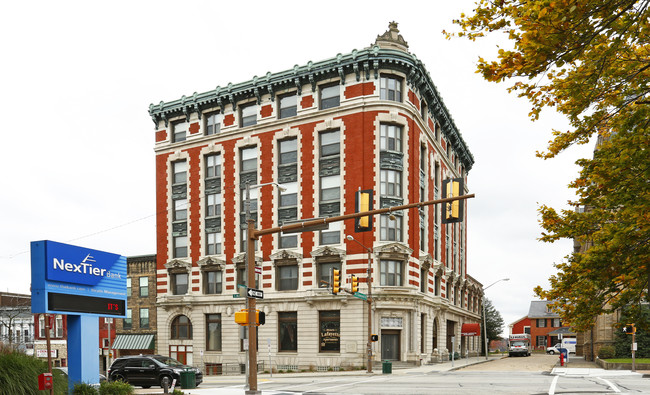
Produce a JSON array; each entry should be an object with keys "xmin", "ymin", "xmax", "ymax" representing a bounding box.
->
[{"xmin": 0, "ymin": 1, "xmax": 593, "ymax": 335}]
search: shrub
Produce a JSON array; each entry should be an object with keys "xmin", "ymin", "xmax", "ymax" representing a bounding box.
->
[
  {"xmin": 0, "ymin": 348, "xmax": 67, "ymax": 395},
  {"xmin": 98, "ymin": 380, "xmax": 134, "ymax": 395},
  {"xmin": 599, "ymin": 346, "xmax": 616, "ymax": 359},
  {"xmin": 73, "ymin": 382, "xmax": 98, "ymax": 395}
]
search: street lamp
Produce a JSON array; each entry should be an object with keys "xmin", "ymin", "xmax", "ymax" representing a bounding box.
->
[
  {"xmin": 346, "ymin": 234, "xmax": 374, "ymax": 373},
  {"xmin": 244, "ymin": 181, "xmax": 285, "ymax": 394},
  {"xmin": 482, "ymin": 278, "xmax": 509, "ymax": 360}
]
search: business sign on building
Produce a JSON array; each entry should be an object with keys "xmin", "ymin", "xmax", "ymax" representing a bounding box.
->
[{"xmin": 31, "ymin": 240, "xmax": 127, "ymax": 317}]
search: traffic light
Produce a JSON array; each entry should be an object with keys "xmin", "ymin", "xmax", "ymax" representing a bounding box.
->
[
  {"xmin": 442, "ymin": 178, "xmax": 464, "ymax": 224},
  {"xmin": 351, "ymin": 275, "xmax": 358, "ymax": 293},
  {"xmin": 235, "ymin": 310, "xmax": 249, "ymax": 325},
  {"xmin": 623, "ymin": 324, "xmax": 636, "ymax": 334},
  {"xmin": 355, "ymin": 189, "xmax": 373, "ymax": 232},
  {"xmin": 235, "ymin": 309, "xmax": 266, "ymax": 326},
  {"xmin": 371, "ymin": 334, "xmax": 378, "ymax": 342},
  {"xmin": 332, "ymin": 269, "xmax": 340, "ymax": 295}
]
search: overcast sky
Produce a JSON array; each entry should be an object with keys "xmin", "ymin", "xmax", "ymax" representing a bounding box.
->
[{"xmin": 0, "ymin": 1, "xmax": 593, "ymax": 334}]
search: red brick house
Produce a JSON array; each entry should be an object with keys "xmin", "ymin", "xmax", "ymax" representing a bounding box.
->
[{"xmin": 509, "ymin": 316, "xmax": 531, "ymax": 335}]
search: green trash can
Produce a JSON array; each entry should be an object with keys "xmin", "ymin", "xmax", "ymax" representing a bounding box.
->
[
  {"xmin": 179, "ymin": 368, "xmax": 196, "ymax": 389},
  {"xmin": 382, "ymin": 360, "xmax": 392, "ymax": 374}
]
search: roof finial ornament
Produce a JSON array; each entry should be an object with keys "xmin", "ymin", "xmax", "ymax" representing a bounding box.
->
[{"xmin": 374, "ymin": 21, "xmax": 409, "ymax": 52}]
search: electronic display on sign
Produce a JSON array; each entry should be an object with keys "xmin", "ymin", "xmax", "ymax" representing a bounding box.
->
[{"xmin": 31, "ymin": 240, "xmax": 127, "ymax": 317}]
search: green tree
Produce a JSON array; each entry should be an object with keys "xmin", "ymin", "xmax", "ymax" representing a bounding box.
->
[
  {"xmin": 614, "ymin": 305, "xmax": 650, "ymax": 358},
  {"xmin": 484, "ymin": 298, "xmax": 505, "ymax": 353},
  {"xmin": 448, "ymin": 1, "xmax": 650, "ymax": 331}
]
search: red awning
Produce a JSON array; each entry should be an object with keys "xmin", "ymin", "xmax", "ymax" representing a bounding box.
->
[{"xmin": 461, "ymin": 323, "xmax": 481, "ymax": 336}]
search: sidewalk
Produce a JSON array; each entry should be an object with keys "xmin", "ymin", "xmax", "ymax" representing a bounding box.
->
[
  {"xmin": 550, "ymin": 355, "xmax": 645, "ymax": 377},
  {"xmin": 133, "ymin": 355, "xmax": 505, "ymax": 394}
]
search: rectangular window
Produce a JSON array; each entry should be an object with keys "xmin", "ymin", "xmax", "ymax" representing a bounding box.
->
[
  {"xmin": 139, "ymin": 277, "xmax": 149, "ymax": 297},
  {"xmin": 380, "ymin": 214, "xmax": 402, "ymax": 242},
  {"xmin": 380, "ymin": 260, "xmax": 403, "ymax": 286},
  {"xmin": 205, "ymin": 154, "xmax": 222, "ymax": 255},
  {"xmin": 319, "ymin": 130, "xmax": 341, "ymax": 245},
  {"xmin": 380, "ymin": 169, "xmax": 401, "ymax": 197},
  {"xmin": 139, "ymin": 308, "xmax": 149, "ymax": 329},
  {"xmin": 279, "ymin": 93, "xmax": 297, "ymax": 118},
  {"xmin": 434, "ymin": 275, "xmax": 440, "ymax": 296},
  {"xmin": 278, "ymin": 265, "xmax": 298, "ymax": 291},
  {"xmin": 124, "ymin": 309, "xmax": 132, "ymax": 329},
  {"xmin": 553, "ymin": 318, "xmax": 561, "ymax": 327},
  {"xmin": 174, "ymin": 236, "xmax": 188, "ymax": 258},
  {"xmin": 278, "ymin": 312, "xmax": 298, "ymax": 352},
  {"xmin": 537, "ymin": 319, "xmax": 546, "ymax": 328},
  {"xmin": 318, "ymin": 261, "xmax": 339, "ymax": 288},
  {"xmin": 420, "ymin": 268, "xmax": 427, "ymax": 293},
  {"xmin": 205, "ymin": 112, "xmax": 222, "ymax": 135},
  {"xmin": 172, "ymin": 121, "xmax": 187, "ymax": 143},
  {"xmin": 206, "ymin": 314, "xmax": 222, "ymax": 351},
  {"xmin": 126, "ymin": 278, "xmax": 131, "ymax": 297},
  {"xmin": 380, "ymin": 75, "xmax": 402, "ymax": 102},
  {"xmin": 278, "ymin": 138, "xmax": 298, "ymax": 249},
  {"xmin": 319, "ymin": 310, "xmax": 340, "ymax": 352},
  {"xmin": 320, "ymin": 84, "xmax": 340, "ymax": 109},
  {"xmin": 240, "ymin": 103, "xmax": 257, "ymax": 127},
  {"xmin": 240, "ymin": 147, "xmax": 258, "ymax": 252},
  {"xmin": 536, "ymin": 335, "xmax": 546, "ymax": 348},
  {"xmin": 173, "ymin": 161, "xmax": 187, "ymax": 185},
  {"xmin": 172, "ymin": 160, "xmax": 188, "ymax": 258},
  {"xmin": 204, "ymin": 270, "xmax": 222, "ymax": 294},
  {"xmin": 380, "ymin": 124, "xmax": 402, "ymax": 152},
  {"xmin": 237, "ymin": 266, "xmax": 259, "ymax": 289},
  {"xmin": 172, "ymin": 273, "xmax": 188, "ymax": 295}
]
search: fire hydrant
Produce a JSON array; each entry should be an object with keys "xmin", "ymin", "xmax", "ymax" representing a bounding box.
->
[{"xmin": 560, "ymin": 351, "xmax": 565, "ymax": 366}]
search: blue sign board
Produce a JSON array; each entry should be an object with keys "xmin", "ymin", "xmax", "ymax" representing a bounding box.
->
[{"xmin": 31, "ymin": 240, "xmax": 127, "ymax": 317}]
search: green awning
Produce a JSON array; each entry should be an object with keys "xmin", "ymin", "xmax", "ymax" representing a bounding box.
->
[{"xmin": 111, "ymin": 334, "xmax": 155, "ymax": 350}]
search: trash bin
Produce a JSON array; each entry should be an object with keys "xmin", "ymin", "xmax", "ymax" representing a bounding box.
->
[
  {"xmin": 382, "ymin": 360, "xmax": 392, "ymax": 374},
  {"xmin": 180, "ymin": 368, "xmax": 196, "ymax": 389}
]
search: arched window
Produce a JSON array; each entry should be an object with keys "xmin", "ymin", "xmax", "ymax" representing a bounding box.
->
[{"xmin": 171, "ymin": 315, "xmax": 192, "ymax": 340}]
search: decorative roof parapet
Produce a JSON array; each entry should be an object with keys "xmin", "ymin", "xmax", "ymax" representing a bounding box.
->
[{"xmin": 148, "ymin": 33, "xmax": 474, "ymax": 171}]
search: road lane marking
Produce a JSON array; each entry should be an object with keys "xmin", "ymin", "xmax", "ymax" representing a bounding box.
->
[
  {"xmin": 598, "ymin": 377, "xmax": 621, "ymax": 393},
  {"xmin": 303, "ymin": 376, "xmax": 387, "ymax": 393},
  {"xmin": 548, "ymin": 375, "xmax": 559, "ymax": 395}
]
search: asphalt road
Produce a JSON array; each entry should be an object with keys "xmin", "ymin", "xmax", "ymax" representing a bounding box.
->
[{"xmin": 134, "ymin": 355, "xmax": 650, "ymax": 394}]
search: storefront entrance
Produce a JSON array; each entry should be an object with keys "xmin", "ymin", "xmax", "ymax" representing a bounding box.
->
[{"xmin": 381, "ymin": 330, "xmax": 400, "ymax": 361}]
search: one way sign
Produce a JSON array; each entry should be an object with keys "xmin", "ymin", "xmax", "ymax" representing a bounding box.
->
[{"xmin": 247, "ymin": 287, "xmax": 264, "ymax": 299}]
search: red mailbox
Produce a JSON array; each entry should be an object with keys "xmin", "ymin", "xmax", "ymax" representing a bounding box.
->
[{"xmin": 38, "ymin": 373, "xmax": 53, "ymax": 390}]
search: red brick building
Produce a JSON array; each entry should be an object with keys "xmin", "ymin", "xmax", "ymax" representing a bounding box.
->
[
  {"xmin": 148, "ymin": 23, "xmax": 482, "ymax": 370},
  {"xmin": 528, "ymin": 301, "xmax": 563, "ymax": 351},
  {"xmin": 509, "ymin": 316, "xmax": 531, "ymax": 335}
]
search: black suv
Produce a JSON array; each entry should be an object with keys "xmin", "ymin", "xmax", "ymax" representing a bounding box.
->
[{"xmin": 107, "ymin": 355, "xmax": 202, "ymax": 388}]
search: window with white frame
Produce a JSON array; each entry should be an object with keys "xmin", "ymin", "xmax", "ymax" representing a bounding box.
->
[
  {"xmin": 205, "ymin": 112, "xmax": 222, "ymax": 135},
  {"xmin": 380, "ymin": 124, "xmax": 402, "ymax": 152},
  {"xmin": 124, "ymin": 309, "xmax": 132, "ymax": 329},
  {"xmin": 277, "ymin": 263, "xmax": 298, "ymax": 291},
  {"xmin": 240, "ymin": 147, "xmax": 258, "ymax": 252},
  {"xmin": 278, "ymin": 138, "xmax": 298, "ymax": 249},
  {"xmin": 380, "ymin": 259, "xmax": 403, "ymax": 286},
  {"xmin": 380, "ymin": 214, "xmax": 402, "ymax": 242},
  {"xmin": 240, "ymin": 103, "xmax": 257, "ymax": 127},
  {"xmin": 139, "ymin": 308, "xmax": 149, "ymax": 328},
  {"xmin": 172, "ymin": 120, "xmax": 188, "ymax": 143},
  {"xmin": 205, "ymin": 154, "xmax": 222, "ymax": 255},
  {"xmin": 319, "ymin": 130, "xmax": 340, "ymax": 244},
  {"xmin": 171, "ymin": 272, "xmax": 188, "ymax": 295},
  {"xmin": 379, "ymin": 75, "xmax": 402, "ymax": 102},
  {"xmin": 139, "ymin": 277, "xmax": 149, "ymax": 297},
  {"xmin": 279, "ymin": 93, "xmax": 297, "ymax": 119},
  {"xmin": 204, "ymin": 270, "xmax": 222, "ymax": 294},
  {"xmin": 320, "ymin": 83, "xmax": 340, "ymax": 109},
  {"xmin": 172, "ymin": 161, "xmax": 188, "ymax": 258},
  {"xmin": 317, "ymin": 260, "xmax": 339, "ymax": 288}
]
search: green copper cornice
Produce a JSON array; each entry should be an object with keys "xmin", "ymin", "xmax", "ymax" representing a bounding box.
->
[{"xmin": 149, "ymin": 45, "xmax": 474, "ymax": 171}]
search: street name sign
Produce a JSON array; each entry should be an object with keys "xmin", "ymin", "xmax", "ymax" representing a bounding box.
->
[{"xmin": 353, "ymin": 292, "xmax": 367, "ymax": 301}]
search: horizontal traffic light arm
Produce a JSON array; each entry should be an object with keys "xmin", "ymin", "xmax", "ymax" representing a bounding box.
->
[{"xmin": 255, "ymin": 194, "xmax": 475, "ymax": 237}]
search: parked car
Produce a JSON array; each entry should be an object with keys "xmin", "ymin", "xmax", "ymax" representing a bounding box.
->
[
  {"xmin": 547, "ymin": 339, "xmax": 577, "ymax": 354},
  {"xmin": 107, "ymin": 354, "xmax": 202, "ymax": 389},
  {"xmin": 546, "ymin": 344, "xmax": 561, "ymax": 354}
]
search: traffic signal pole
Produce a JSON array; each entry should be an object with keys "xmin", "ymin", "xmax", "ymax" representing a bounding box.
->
[{"xmin": 244, "ymin": 193, "xmax": 474, "ymax": 392}]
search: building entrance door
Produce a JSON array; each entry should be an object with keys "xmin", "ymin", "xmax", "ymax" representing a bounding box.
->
[{"xmin": 381, "ymin": 330, "xmax": 400, "ymax": 361}]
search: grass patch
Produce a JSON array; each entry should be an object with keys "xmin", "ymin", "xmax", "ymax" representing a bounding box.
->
[{"xmin": 603, "ymin": 358, "xmax": 650, "ymax": 363}]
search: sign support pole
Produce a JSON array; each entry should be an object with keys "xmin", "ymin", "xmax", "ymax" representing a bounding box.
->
[{"xmin": 45, "ymin": 314, "xmax": 53, "ymax": 395}]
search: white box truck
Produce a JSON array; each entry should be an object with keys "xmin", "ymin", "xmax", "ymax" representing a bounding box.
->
[
  {"xmin": 508, "ymin": 334, "xmax": 531, "ymax": 357},
  {"xmin": 547, "ymin": 338, "xmax": 577, "ymax": 354}
]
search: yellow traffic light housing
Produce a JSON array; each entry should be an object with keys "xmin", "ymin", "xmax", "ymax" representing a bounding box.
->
[
  {"xmin": 235, "ymin": 310, "xmax": 249, "ymax": 325},
  {"xmin": 351, "ymin": 275, "xmax": 358, "ymax": 293},
  {"xmin": 623, "ymin": 324, "xmax": 636, "ymax": 334},
  {"xmin": 355, "ymin": 189, "xmax": 373, "ymax": 232},
  {"xmin": 442, "ymin": 178, "xmax": 464, "ymax": 224},
  {"xmin": 332, "ymin": 269, "xmax": 340, "ymax": 295},
  {"xmin": 235, "ymin": 309, "xmax": 266, "ymax": 326}
]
